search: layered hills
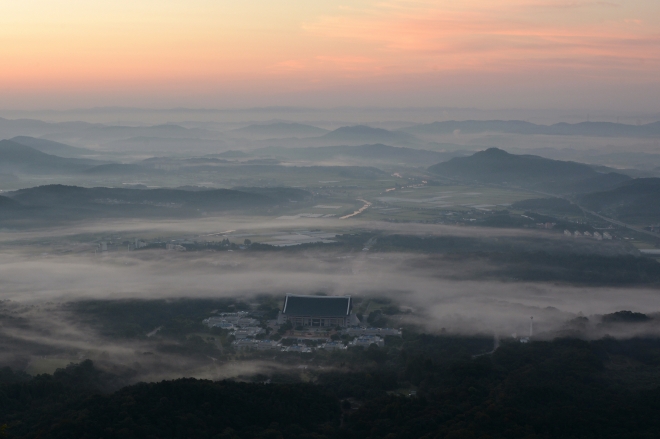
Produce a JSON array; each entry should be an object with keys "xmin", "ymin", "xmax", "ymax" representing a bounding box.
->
[
  {"xmin": 255, "ymin": 143, "xmax": 466, "ymax": 166},
  {"xmin": 242, "ymin": 124, "xmax": 423, "ymax": 148},
  {"xmin": 0, "ymin": 140, "xmax": 104, "ymax": 174},
  {"xmin": 0, "ymin": 195, "xmax": 20, "ymax": 209},
  {"xmin": 230, "ymin": 122, "xmax": 329, "ymax": 138},
  {"xmin": 578, "ymin": 178, "xmax": 660, "ymax": 224},
  {"xmin": 403, "ymin": 120, "xmax": 660, "ymax": 138},
  {"xmin": 428, "ymin": 148, "xmax": 630, "ymax": 193},
  {"xmin": 319, "ymin": 125, "xmax": 418, "ymax": 145},
  {"xmin": 1, "ymin": 185, "xmax": 310, "ymax": 224},
  {"xmin": 9, "ymin": 136, "xmax": 94, "ymax": 157}
]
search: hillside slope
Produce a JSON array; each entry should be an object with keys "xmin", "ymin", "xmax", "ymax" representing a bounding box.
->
[
  {"xmin": 3, "ymin": 185, "xmax": 310, "ymax": 224},
  {"xmin": 10, "ymin": 136, "xmax": 94, "ymax": 157},
  {"xmin": 230, "ymin": 122, "xmax": 329, "ymax": 138},
  {"xmin": 403, "ymin": 120, "xmax": 660, "ymax": 138},
  {"xmin": 255, "ymin": 143, "xmax": 466, "ymax": 166},
  {"xmin": 319, "ymin": 125, "xmax": 419, "ymax": 145},
  {"xmin": 0, "ymin": 140, "xmax": 103, "ymax": 174},
  {"xmin": 578, "ymin": 178, "xmax": 660, "ymax": 224},
  {"xmin": 428, "ymin": 148, "xmax": 630, "ymax": 193}
]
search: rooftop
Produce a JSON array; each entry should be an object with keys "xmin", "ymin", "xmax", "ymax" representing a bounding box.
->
[{"xmin": 282, "ymin": 294, "xmax": 352, "ymax": 317}]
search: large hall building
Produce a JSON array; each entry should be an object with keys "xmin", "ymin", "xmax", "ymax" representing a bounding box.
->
[{"xmin": 278, "ymin": 294, "xmax": 360, "ymax": 328}]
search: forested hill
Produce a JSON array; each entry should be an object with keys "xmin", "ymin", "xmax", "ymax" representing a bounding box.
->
[
  {"xmin": 402, "ymin": 119, "xmax": 660, "ymax": 138},
  {"xmin": 8, "ymin": 185, "xmax": 309, "ymax": 208},
  {"xmin": 230, "ymin": 122, "xmax": 329, "ymax": 138},
  {"xmin": 428, "ymin": 148, "xmax": 630, "ymax": 193},
  {"xmin": 578, "ymin": 178, "xmax": 660, "ymax": 224},
  {"xmin": 0, "ymin": 195, "xmax": 20, "ymax": 209},
  {"xmin": 319, "ymin": 125, "xmax": 419, "ymax": 145},
  {"xmin": 0, "ymin": 185, "xmax": 310, "ymax": 223},
  {"xmin": 0, "ymin": 140, "xmax": 103, "ymax": 174},
  {"xmin": 4, "ymin": 336, "xmax": 660, "ymax": 438},
  {"xmin": 255, "ymin": 143, "xmax": 464, "ymax": 166},
  {"xmin": 9, "ymin": 136, "xmax": 94, "ymax": 158},
  {"xmin": 0, "ymin": 361, "xmax": 340, "ymax": 439}
]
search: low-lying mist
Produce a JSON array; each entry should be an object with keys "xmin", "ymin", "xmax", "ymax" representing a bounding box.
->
[{"xmin": 1, "ymin": 237, "xmax": 659, "ymax": 381}]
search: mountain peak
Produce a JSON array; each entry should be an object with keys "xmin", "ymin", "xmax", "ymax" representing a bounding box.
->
[
  {"xmin": 330, "ymin": 125, "xmax": 389, "ymax": 135},
  {"xmin": 477, "ymin": 147, "xmax": 510, "ymax": 156},
  {"xmin": 428, "ymin": 148, "xmax": 630, "ymax": 194}
]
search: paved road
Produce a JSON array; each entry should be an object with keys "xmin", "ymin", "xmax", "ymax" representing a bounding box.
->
[{"xmin": 340, "ymin": 198, "xmax": 371, "ymax": 219}]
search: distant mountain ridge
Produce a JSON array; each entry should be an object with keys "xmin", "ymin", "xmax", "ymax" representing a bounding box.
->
[
  {"xmin": 0, "ymin": 195, "xmax": 20, "ymax": 209},
  {"xmin": 7, "ymin": 185, "xmax": 309, "ymax": 207},
  {"xmin": 0, "ymin": 117, "xmax": 221, "ymax": 149},
  {"xmin": 230, "ymin": 122, "xmax": 329, "ymax": 138},
  {"xmin": 402, "ymin": 120, "xmax": 660, "ymax": 138},
  {"xmin": 578, "ymin": 178, "xmax": 660, "ymax": 224},
  {"xmin": 319, "ymin": 125, "xmax": 418, "ymax": 145},
  {"xmin": 1, "ymin": 185, "xmax": 311, "ymax": 224},
  {"xmin": 255, "ymin": 143, "xmax": 467, "ymax": 166},
  {"xmin": 0, "ymin": 140, "xmax": 105, "ymax": 174},
  {"xmin": 9, "ymin": 136, "xmax": 94, "ymax": 157},
  {"xmin": 428, "ymin": 147, "xmax": 631, "ymax": 193}
]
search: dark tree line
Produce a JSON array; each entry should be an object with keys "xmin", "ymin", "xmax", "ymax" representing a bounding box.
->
[{"xmin": 3, "ymin": 336, "xmax": 660, "ymax": 438}]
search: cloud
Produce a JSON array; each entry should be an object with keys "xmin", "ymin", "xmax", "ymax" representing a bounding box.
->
[
  {"xmin": 1, "ymin": 214, "xmax": 658, "ymax": 382},
  {"xmin": 302, "ymin": 0, "xmax": 660, "ymax": 78}
]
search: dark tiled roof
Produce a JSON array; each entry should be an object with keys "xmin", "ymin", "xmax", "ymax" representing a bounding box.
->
[{"xmin": 282, "ymin": 295, "xmax": 352, "ymax": 317}]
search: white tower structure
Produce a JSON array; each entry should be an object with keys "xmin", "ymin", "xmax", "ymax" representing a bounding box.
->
[{"xmin": 530, "ymin": 317, "xmax": 534, "ymax": 338}]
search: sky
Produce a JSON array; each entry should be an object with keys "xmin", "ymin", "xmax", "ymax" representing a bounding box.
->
[{"xmin": 1, "ymin": 0, "xmax": 659, "ymax": 110}]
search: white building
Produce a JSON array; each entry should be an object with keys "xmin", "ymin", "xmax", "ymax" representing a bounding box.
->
[
  {"xmin": 349, "ymin": 335, "xmax": 385, "ymax": 348},
  {"xmin": 320, "ymin": 341, "xmax": 347, "ymax": 351},
  {"xmin": 255, "ymin": 340, "xmax": 281, "ymax": 350},
  {"xmin": 283, "ymin": 344, "xmax": 313, "ymax": 353},
  {"xmin": 231, "ymin": 327, "xmax": 264, "ymax": 339}
]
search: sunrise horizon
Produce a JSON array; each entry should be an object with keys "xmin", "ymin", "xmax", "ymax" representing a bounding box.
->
[{"xmin": 2, "ymin": 0, "xmax": 659, "ymax": 111}]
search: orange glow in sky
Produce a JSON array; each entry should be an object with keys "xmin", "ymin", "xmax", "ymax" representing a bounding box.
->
[{"xmin": 1, "ymin": 0, "xmax": 659, "ymax": 109}]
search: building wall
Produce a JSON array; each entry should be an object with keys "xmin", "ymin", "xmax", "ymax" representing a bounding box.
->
[{"xmin": 282, "ymin": 314, "xmax": 349, "ymax": 327}]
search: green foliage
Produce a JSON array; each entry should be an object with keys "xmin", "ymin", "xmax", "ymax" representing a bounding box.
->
[
  {"xmin": 428, "ymin": 147, "xmax": 630, "ymax": 194},
  {"xmin": 6, "ymin": 185, "xmax": 313, "ymax": 223},
  {"xmin": 69, "ymin": 299, "xmax": 246, "ymax": 339},
  {"xmin": 277, "ymin": 321, "xmax": 292, "ymax": 334},
  {"xmin": 602, "ymin": 310, "xmax": 651, "ymax": 323},
  {"xmin": 4, "ymin": 334, "xmax": 660, "ymax": 438},
  {"xmin": 373, "ymin": 234, "xmax": 660, "ymax": 284},
  {"xmin": 0, "ymin": 362, "xmax": 339, "ymax": 439},
  {"xmin": 579, "ymin": 178, "xmax": 660, "ymax": 223},
  {"xmin": 317, "ymin": 370, "xmax": 398, "ymax": 399},
  {"xmin": 344, "ymin": 338, "xmax": 660, "ymax": 439},
  {"xmin": 496, "ymin": 252, "xmax": 660, "ymax": 284},
  {"xmin": 512, "ymin": 197, "xmax": 583, "ymax": 216}
]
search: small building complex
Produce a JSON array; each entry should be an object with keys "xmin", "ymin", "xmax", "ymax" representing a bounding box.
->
[{"xmin": 278, "ymin": 294, "xmax": 360, "ymax": 327}]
